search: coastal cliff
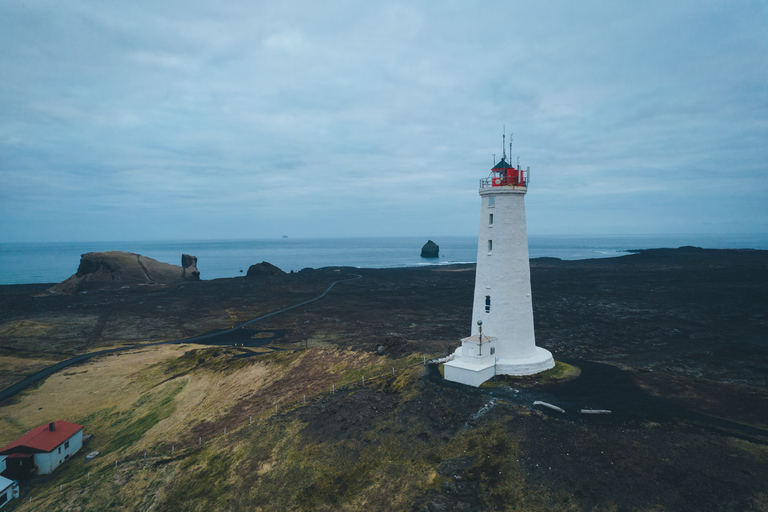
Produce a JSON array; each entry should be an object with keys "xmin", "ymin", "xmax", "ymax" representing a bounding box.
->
[{"xmin": 48, "ymin": 251, "xmax": 199, "ymax": 294}]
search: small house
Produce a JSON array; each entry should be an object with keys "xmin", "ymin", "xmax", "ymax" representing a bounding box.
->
[
  {"xmin": 0, "ymin": 456, "xmax": 18, "ymax": 509},
  {"xmin": 0, "ymin": 421, "xmax": 83, "ymax": 479}
]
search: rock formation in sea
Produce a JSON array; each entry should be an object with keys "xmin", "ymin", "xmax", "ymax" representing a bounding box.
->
[
  {"xmin": 48, "ymin": 251, "xmax": 199, "ymax": 294},
  {"xmin": 181, "ymin": 254, "xmax": 200, "ymax": 280},
  {"xmin": 246, "ymin": 261, "xmax": 286, "ymax": 277},
  {"xmin": 420, "ymin": 240, "xmax": 439, "ymax": 258}
]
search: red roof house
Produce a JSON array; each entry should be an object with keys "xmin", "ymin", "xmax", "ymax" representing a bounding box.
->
[{"xmin": 0, "ymin": 421, "xmax": 84, "ymax": 478}]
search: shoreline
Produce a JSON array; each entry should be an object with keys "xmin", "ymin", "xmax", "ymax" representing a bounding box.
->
[
  {"xmin": 3, "ymin": 246, "xmax": 767, "ymax": 289},
  {"xmin": 3, "ymin": 235, "xmax": 766, "ymax": 285}
]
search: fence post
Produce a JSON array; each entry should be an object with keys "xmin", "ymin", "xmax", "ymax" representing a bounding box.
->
[
  {"xmin": 392, "ymin": 367, "xmax": 395, "ymax": 376},
  {"xmin": 362, "ymin": 376, "xmax": 365, "ymax": 385},
  {"xmin": 224, "ymin": 427, "xmax": 227, "ymax": 435},
  {"xmin": 332, "ymin": 384, "xmax": 335, "ymax": 394},
  {"xmin": 250, "ymin": 415, "xmax": 252, "ymax": 424},
  {"xmin": 303, "ymin": 394, "xmax": 306, "ymax": 403}
]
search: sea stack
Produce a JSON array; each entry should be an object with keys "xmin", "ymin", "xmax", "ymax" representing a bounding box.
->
[
  {"xmin": 420, "ymin": 240, "xmax": 439, "ymax": 258},
  {"xmin": 181, "ymin": 254, "xmax": 200, "ymax": 280},
  {"xmin": 443, "ymin": 136, "xmax": 554, "ymax": 387}
]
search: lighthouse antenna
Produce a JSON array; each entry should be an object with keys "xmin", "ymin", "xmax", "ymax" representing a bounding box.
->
[{"xmin": 503, "ymin": 125, "xmax": 507, "ymax": 160}]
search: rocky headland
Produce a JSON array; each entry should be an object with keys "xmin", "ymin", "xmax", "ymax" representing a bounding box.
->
[{"xmin": 47, "ymin": 251, "xmax": 199, "ymax": 294}]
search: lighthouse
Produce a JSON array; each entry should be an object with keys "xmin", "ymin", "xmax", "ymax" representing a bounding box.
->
[{"xmin": 444, "ymin": 137, "xmax": 554, "ymax": 387}]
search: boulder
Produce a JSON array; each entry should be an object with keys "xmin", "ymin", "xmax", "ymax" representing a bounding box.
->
[
  {"xmin": 181, "ymin": 254, "xmax": 200, "ymax": 280},
  {"xmin": 420, "ymin": 240, "xmax": 439, "ymax": 258},
  {"xmin": 48, "ymin": 251, "xmax": 198, "ymax": 294},
  {"xmin": 246, "ymin": 261, "xmax": 286, "ymax": 277}
]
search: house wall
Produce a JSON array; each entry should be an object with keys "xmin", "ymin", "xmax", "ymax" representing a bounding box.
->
[
  {"xmin": 33, "ymin": 430, "xmax": 83, "ymax": 475},
  {"xmin": 0, "ymin": 476, "xmax": 13, "ymax": 509}
]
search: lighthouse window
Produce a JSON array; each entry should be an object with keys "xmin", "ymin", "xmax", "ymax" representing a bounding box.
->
[
  {"xmin": 485, "ymin": 295, "xmax": 491, "ymax": 313},
  {"xmin": 488, "ymin": 240, "xmax": 493, "ymax": 253},
  {"xmin": 488, "ymin": 196, "xmax": 495, "ymax": 207},
  {"xmin": 489, "ymin": 213, "xmax": 493, "ymax": 225},
  {"xmin": 490, "ymin": 347, "xmax": 495, "ymax": 355}
]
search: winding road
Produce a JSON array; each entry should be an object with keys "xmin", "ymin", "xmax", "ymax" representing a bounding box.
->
[{"xmin": 0, "ymin": 274, "xmax": 361, "ymax": 404}]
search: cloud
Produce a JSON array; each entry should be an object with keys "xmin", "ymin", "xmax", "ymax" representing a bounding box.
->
[{"xmin": 0, "ymin": 0, "xmax": 766, "ymax": 242}]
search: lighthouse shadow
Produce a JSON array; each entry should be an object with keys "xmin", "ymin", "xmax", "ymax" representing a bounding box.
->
[
  {"xmin": 434, "ymin": 359, "xmax": 768, "ymax": 443},
  {"xmin": 507, "ymin": 359, "xmax": 679, "ymax": 422}
]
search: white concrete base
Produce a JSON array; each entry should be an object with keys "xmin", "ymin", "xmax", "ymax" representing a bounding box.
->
[
  {"xmin": 443, "ymin": 346, "xmax": 555, "ymax": 387},
  {"xmin": 443, "ymin": 358, "xmax": 496, "ymax": 387},
  {"xmin": 495, "ymin": 347, "xmax": 555, "ymax": 376}
]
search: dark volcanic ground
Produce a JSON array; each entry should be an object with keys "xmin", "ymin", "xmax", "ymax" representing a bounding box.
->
[
  {"xmin": 1, "ymin": 246, "xmax": 767, "ymax": 388},
  {"xmin": 1, "ymin": 247, "xmax": 767, "ymax": 511}
]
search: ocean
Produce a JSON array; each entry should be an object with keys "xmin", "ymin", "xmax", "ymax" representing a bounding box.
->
[{"xmin": 0, "ymin": 234, "xmax": 766, "ymax": 286}]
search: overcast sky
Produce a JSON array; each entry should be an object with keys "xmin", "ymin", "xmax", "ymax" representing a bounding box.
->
[{"xmin": 1, "ymin": 1, "xmax": 766, "ymax": 243}]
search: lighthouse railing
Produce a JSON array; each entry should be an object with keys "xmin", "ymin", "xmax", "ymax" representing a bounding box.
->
[{"xmin": 479, "ymin": 169, "xmax": 529, "ymax": 189}]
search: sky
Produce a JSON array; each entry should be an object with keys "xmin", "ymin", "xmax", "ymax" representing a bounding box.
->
[{"xmin": 1, "ymin": 0, "xmax": 766, "ymax": 243}]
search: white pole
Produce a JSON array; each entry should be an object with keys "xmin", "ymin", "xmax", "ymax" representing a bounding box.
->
[
  {"xmin": 423, "ymin": 356, "xmax": 426, "ymax": 365},
  {"xmin": 172, "ymin": 446, "xmax": 174, "ymax": 454},
  {"xmin": 275, "ymin": 404, "xmax": 278, "ymax": 413},
  {"xmin": 199, "ymin": 437, "xmax": 202, "ymax": 445},
  {"xmin": 224, "ymin": 427, "xmax": 227, "ymax": 435},
  {"xmin": 303, "ymin": 394, "xmax": 306, "ymax": 403},
  {"xmin": 392, "ymin": 367, "xmax": 395, "ymax": 375},
  {"xmin": 332, "ymin": 384, "xmax": 335, "ymax": 394},
  {"xmin": 250, "ymin": 415, "xmax": 252, "ymax": 424},
  {"xmin": 362, "ymin": 376, "xmax": 364, "ymax": 385},
  {"xmin": 144, "ymin": 452, "xmax": 146, "ymax": 459}
]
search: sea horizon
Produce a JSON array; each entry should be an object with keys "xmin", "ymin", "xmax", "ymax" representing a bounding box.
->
[{"xmin": 1, "ymin": 233, "xmax": 766, "ymax": 286}]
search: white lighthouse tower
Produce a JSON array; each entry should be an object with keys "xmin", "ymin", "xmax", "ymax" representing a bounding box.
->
[{"xmin": 444, "ymin": 136, "xmax": 554, "ymax": 387}]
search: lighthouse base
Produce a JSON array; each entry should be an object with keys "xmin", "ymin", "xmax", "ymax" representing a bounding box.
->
[
  {"xmin": 495, "ymin": 347, "xmax": 555, "ymax": 376},
  {"xmin": 443, "ymin": 347, "xmax": 555, "ymax": 387},
  {"xmin": 443, "ymin": 358, "xmax": 497, "ymax": 388}
]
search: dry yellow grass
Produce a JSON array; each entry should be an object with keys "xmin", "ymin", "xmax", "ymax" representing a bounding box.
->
[{"xmin": 0, "ymin": 345, "xmax": 188, "ymax": 442}]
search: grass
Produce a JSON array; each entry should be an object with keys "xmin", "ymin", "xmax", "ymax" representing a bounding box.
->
[{"xmin": 480, "ymin": 361, "xmax": 581, "ymax": 388}]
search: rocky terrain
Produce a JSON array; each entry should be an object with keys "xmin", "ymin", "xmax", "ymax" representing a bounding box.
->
[
  {"xmin": 47, "ymin": 251, "xmax": 199, "ymax": 295},
  {"xmin": 0, "ymin": 247, "xmax": 766, "ymax": 511}
]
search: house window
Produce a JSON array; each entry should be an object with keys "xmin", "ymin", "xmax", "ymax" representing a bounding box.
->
[
  {"xmin": 0, "ymin": 493, "xmax": 7, "ymax": 505},
  {"xmin": 65, "ymin": 441, "xmax": 69, "ymax": 450},
  {"xmin": 485, "ymin": 295, "xmax": 491, "ymax": 313},
  {"xmin": 58, "ymin": 447, "xmax": 61, "ymax": 454},
  {"xmin": 488, "ymin": 196, "xmax": 495, "ymax": 207},
  {"xmin": 490, "ymin": 347, "xmax": 495, "ymax": 355},
  {"xmin": 488, "ymin": 240, "xmax": 493, "ymax": 253},
  {"xmin": 489, "ymin": 213, "xmax": 493, "ymax": 225}
]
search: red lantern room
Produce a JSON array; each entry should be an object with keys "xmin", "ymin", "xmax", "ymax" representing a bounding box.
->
[
  {"xmin": 479, "ymin": 132, "xmax": 530, "ymax": 189},
  {"xmin": 491, "ymin": 158, "xmax": 527, "ymax": 187}
]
